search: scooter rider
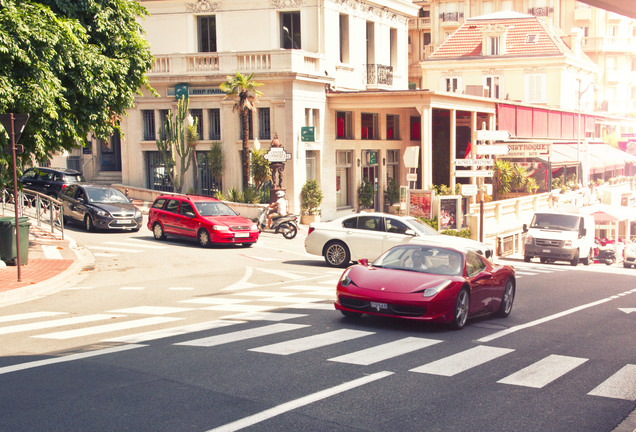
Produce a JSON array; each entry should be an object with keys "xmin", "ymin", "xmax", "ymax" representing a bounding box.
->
[{"xmin": 267, "ymin": 190, "xmax": 288, "ymax": 229}]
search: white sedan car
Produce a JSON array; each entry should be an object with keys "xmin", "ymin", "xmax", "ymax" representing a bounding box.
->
[
  {"xmin": 624, "ymin": 242, "xmax": 636, "ymax": 268},
  {"xmin": 304, "ymin": 212, "xmax": 494, "ymax": 267}
]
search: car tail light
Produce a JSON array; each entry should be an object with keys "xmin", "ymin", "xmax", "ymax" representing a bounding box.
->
[{"xmin": 308, "ymin": 226, "xmax": 315, "ymax": 235}]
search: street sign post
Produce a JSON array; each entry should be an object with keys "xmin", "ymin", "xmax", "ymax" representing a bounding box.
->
[
  {"xmin": 475, "ymin": 144, "xmax": 510, "ymax": 155},
  {"xmin": 454, "ymin": 170, "xmax": 494, "ymax": 177},
  {"xmin": 475, "ymin": 129, "xmax": 511, "ymax": 141},
  {"xmin": 504, "ymin": 142, "xmax": 552, "ymax": 158},
  {"xmin": 453, "ymin": 158, "xmax": 494, "ymax": 167}
]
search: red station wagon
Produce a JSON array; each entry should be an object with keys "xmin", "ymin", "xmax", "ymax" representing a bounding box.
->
[{"xmin": 147, "ymin": 194, "xmax": 259, "ymax": 247}]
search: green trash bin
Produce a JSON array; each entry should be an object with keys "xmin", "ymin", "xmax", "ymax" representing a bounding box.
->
[{"xmin": 0, "ymin": 216, "xmax": 29, "ymax": 265}]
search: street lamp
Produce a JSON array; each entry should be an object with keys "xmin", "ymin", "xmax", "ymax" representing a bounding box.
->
[{"xmin": 577, "ymin": 79, "xmax": 597, "ymax": 187}]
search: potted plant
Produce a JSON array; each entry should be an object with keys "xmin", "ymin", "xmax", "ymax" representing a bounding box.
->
[
  {"xmin": 358, "ymin": 177, "xmax": 375, "ymax": 210},
  {"xmin": 300, "ymin": 179, "xmax": 323, "ymax": 225},
  {"xmin": 384, "ymin": 177, "xmax": 400, "ymax": 214}
]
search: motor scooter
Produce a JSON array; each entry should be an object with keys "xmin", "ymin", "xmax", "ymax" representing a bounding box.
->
[
  {"xmin": 254, "ymin": 207, "xmax": 299, "ymax": 239},
  {"xmin": 594, "ymin": 241, "xmax": 616, "ymax": 265}
]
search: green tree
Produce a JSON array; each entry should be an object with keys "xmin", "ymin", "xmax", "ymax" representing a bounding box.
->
[
  {"xmin": 219, "ymin": 72, "xmax": 263, "ymax": 189},
  {"xmin": 206, "ymin": 142, "xmax": 224, "ymax": 193},
  {"xmin": 156, "ymin": 97, "xmax": 195, "ymax": 194},
  {"xmin": 0, "ymin": 0, "xmax": 153, "ymax": 187}
]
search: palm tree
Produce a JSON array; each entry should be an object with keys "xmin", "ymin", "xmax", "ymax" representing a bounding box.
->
[{"xmin": 219, "ymin": 72, "xmax": 263, "ymax": 189}]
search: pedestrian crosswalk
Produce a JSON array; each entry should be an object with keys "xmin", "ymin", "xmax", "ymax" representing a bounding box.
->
[{"xmin": 83, "ymin": 238, "xmax": 169, "ymax": 257}]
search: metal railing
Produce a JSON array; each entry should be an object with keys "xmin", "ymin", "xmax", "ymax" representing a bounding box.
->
[
  {"xmin": 1, "ymin": 188, "xmax": 64, "ymax": 239},
  {"xmin": 365, "ymin": 64, "xmax": 393, "ymax": 86}
]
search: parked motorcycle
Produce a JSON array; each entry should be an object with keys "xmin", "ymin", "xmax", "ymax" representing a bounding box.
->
[
  {"xmin": 254, "ymin": 207, "xmax": 299, "ymax": 239},
  {"xmin": 594, "ymin": 241, "xmax": 616, "ymax": 265}
]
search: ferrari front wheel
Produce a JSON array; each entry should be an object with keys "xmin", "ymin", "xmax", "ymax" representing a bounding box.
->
[
  {"xmin": 495, "ymin": 279, "xmax": 515, "ymax": 318},
  {"xmin": 451, "ymin": 288, "xmax": 470, "ymax": 330}
]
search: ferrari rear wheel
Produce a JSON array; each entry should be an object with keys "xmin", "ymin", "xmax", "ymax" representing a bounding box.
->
[
  {"xmin": 340, "ymin": 310, "xmax": 362, "ymax": 319},
  {"xmin": 451, "ymin": 288, "xmax": 470, "ymax": 330},
  {"xmin": 495, "ymin": 279, "xmax": 515, "ymax": 318},
  {"xmin": 324, "ymin": 241, "xmax": 350, "ymax": 268}
]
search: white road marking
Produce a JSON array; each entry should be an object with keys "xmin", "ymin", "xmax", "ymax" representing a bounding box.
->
[
  {"xmin": 329, "ymin": 337, "xmax": 443, "ymax": 366},
  {"xmin": 206, "ymin": 371, "xmax": 394, "ymax": 432},
  {"xmin": 0, "ymin": 311, "xmax": 66, "ymax": 324},
  {"xmin": 588, "ymin": 365, "xmax": 636, "ymax": 400},
  {"xmin": 120, "ymin": 286, "xmax": 145, "ymax": 290},
  {"xmin": 249, "ymin": 329, "xmax": 373, "ymax": 355},
  {"xmin": 93, "ymin": 252, "xmax": 115, "ymax": 257},
  {"xmin": 168, "ymin": 287, "xmax": 195, "ymax": 291},
  {"xmin": 201, "ymin": 305, "xmax": 277, "ymax": 313},
  {"xmin": 0, "ymin": 314, "xmax": 122, "ymax": 335},
  {"xmin": 220, "ymin": 267, "xmax": 255, "ymax": 291},
  {"xmin": 34, "ymin": 317, "xmax": 182, "ymax": 339},
  {"xmin": 0, "ymin": 344, "xmax": 146, "ymax": 375},
  {"xmin": 498, "ymin": 355, "xmax": 588, "ymax": 388},
  {"xmin": 84, "ymin": 245, "xmax": 143, "ymax": 253},
  {"xmin": 477, "ymin": 296, "xmax": 620, "ymax": 343},
  {"xmin": 41, "ymin": 245, "xmax": 63, "ymax": 259},
  {"xmin": 217, "ymin": 312, "xmax": 307, "ymax": 321},
  {"xmin": 175, "ymin": 323, "xmax": 309, "ymax": 347},
  {"xmin": 179, "ymin": 298, "xmax": 251, "ymax": 305},
  {"xmin": 230, "ymin": 291, "xmax": 296, "ymax": 297},
  {"xmin": 253, "ymin": 268, "xmax": 307, "ymax": 280},
  {"xmin": 410, "ymin": 346, "xmax": 514, "ymax": 376},
  {"xmin": 103, "ymin": 320, "xmax": 244, "ymax": 343},
  {"xmin": 284, "ymin": 303, "xmax": 334, "ymax": 310},
  {"xmin": 108, "ymin": 306, "xmax": 193, "ymax": 315},
  {"xmin": 104, "ymin": 241, "xmax": 166, "ymax": 249},
  {"xmin": 257, "ymin": 296, "xmax": 325, "ymax": 304}
]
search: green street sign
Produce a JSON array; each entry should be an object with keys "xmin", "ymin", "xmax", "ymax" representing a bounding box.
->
[{"xmin": 301, "ymin": 126, "xmax": 315, "ymax": 142}]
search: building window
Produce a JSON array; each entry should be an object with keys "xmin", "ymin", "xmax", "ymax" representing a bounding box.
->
[
  {"xmin": 258, "ymin": 108, "xmax": 271, "ymax": 140},
  {"xmin": 306, "ymin": 150, "xmax": 318, "ymax": 180},
  {"xmin": 524, "ymin": 73, "xmax": 546, "ymax": 103},
  {"xmin": 198, "ymin": 16, "xmax": 217, "ymax": 53},
  {"xmin": 410, "ymin": 116, "xmax": 421, "ymax": 140},
  {"xmin": 336, "ymin": 111, "xmax": 353, "ymax": 139},
  {"xmin": 208, "ymin": 109, "xmax": 220, "ymax": 140},
  {"xmin": 386, "ymin": 149, "xmax": 400, "ymax": 182},
  {"xmin": 339, "ymin": 14, "xmax": 349, "ymax": 63},
  {"xmin": 159, "ymin": 110, "xmax": 169, "ymax": 140},
  {"xmin": 361, "ymin": 113, "xmax": 378, "ymax": 140},
  {"xmin": 146, "ymin": 151, "xmax": 172, "ymax": 192},
  {"xmin": 142, "ymin": 110, "xmax": 155, "ymax": 141},
  {"xmin": 484, "ymin": 76, "xmax": 501, "ymax": 99},
  {"xmin": 386, "ymin": 115, "xmax": 400, "ymax": 140},
  {"xmin": 190, "ymin": 109, "xmax": 203, "ymax": 139},
  {"xmin": 486, "ymin": 36, "xmax": 500, "ymax": 55},
  {"xmin": 390, "ymin": 28, "xmax": 397, "ymax": 69},
  {"xmin": 239, "ymin": 111, "xmax": 253, "ymax": 140},
  {"xmin": 280, "ymin": 11, "xmax": 301, "ymax": 49},
  {"xmin": 423, "ymin": 32, "xmax": 431, "ymax": 45},
  {"xmin": 526, "ymin": 34, "xmax": 539, "ymax": 44},
  {"xmin": 305, "ymin": 108, "xmax": 320, "ymax": 141},
  {"xmin": 445, "ymin": 77, "xmax": 460, "ymax": 92},
  {"xmin": 336, "ymin": 150, "xmax": 353, "ymax": 208}
]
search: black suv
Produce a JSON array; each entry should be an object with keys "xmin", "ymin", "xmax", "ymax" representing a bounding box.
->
[{"xmin": 19, "ymin": 167, "xmax": 84, "ymax": 198}]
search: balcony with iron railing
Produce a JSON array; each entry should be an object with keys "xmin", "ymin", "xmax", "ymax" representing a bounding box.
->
[
  {"xmin": 149, "ymin": 49, "xmax": 325, "ymax": 77},
  {"xmin": 581, "ymin": 37, "xmax": 636, "ymax": 53},
  {"xmin": 364, "ymin": 64, "xmax": 393, "ymax": 88},
  {"xmin": 409, "ymin": 17, "xmax": 431, "ymax": 30},
  {"xmin": 439, "ymin": 12, "xmax": 463, "ymax": 23}
]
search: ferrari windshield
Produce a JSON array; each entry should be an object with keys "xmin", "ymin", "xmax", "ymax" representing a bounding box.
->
[
  {"xmin": 373, "ymin": 245, "xmax": 463, "ymax": 276},
  {"xmin": 195, "ymin": 201, "xmax": 237, "ymax": 217},
  {"xmin": 530, "ymin": 213, "xmax": 580, "ymax": 231}
]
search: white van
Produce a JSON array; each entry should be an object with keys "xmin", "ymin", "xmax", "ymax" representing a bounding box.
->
[{"xmin": 523, "ymin": 212, "xmax": 595, "ymax": 266}]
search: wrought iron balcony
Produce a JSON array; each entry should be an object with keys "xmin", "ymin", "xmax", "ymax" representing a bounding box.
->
[{"xmin": 364, "ymin": 64, "xmax": 393, "ymax": 86}]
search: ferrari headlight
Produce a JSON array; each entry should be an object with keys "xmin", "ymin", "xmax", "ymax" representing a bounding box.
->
[
  {"xmin": 212, "ymin": 225, "xmax": 229, "ymax": 231},
  {"xmin": 339, "ymin": 268, "xmax": 353, "ymax": 288},
  {"xmin": 422, "ymin": 280, "xmax": 452, "ymax": 298}
]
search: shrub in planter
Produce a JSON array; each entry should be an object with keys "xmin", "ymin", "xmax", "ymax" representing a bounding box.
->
[
  {"xmin": 358, "ymin": 178, "xmax": 375, "ymax": 209},
  {"xmin": 301, "ymin": 179, "xmax": 323, "ymax": 216}
]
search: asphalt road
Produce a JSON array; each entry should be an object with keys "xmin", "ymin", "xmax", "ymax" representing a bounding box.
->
[{"xmin": 0, "ymin": 220, "xmax": 634, "ymax": 431}]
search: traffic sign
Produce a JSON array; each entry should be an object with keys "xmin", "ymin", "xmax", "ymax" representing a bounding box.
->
[
  {"xmin": 475, "ymin": 129, "xmax": 510, "ymax": 141},
  {"xmin": 406, "ymin": 173, "xmax": 418, "ymax": 182},
  {"xmin": 461, "ymin": 184, "xmax": 478, "ymax": 196},
  {"xmin": 475, "ymin": 144, "xmax": 510, "ymax": 155},
  {"xmin": 505, "ymin": 142, "xmax": 552, "ymax": 158},
  {"xmin": 453, "ymin": 158, "xmax": 494, "ymax": 167},
  {"xmin": 454, "ymin": 170, "xmax": 493, "ymax": 177}
]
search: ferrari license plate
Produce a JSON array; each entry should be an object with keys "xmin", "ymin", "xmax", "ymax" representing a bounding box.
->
[
  {"xmin": 370, "ymin": 302, "xmax": 388, "ymax": 310},
  {"xmin": 234, "ymin": 232, "xmax": 249, "ymax": 238}
]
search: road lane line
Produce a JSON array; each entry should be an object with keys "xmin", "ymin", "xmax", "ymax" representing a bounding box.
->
[
  {"xmin": 108, "ymin": 306, "xmax": 193, "ymax": 315},
  {"xmin": 329, "ymin": 337, "xmax": 443, "ymax": 365},
  {"xmin": 0, "ymin": 344, "xmax": 146, "ymax": 375},
  {"xmin": 103, "ymin": 320, "xmax": 244, "ymax": 343},
  {"xmin": 206, "ymin": 371, "xmax": 394, "ymax": 432},
  {"xmin": 498, "ymin": 355, "xmax": 588, "ymax": 388},
  {"xmin": 477, "ymin": 297, "xmax": 616, "ymax": 343},
  {"xmin": 588, "ymin": 365, "xmax": 636, "ymax": 400},
  {"xmin": 410, "ymin": 346, "xmax": 514, "ymax": 376},
  {"xmin": 0, "ymin": 311, "xmax": 66, "ymax": 323},
  {"xmin": 104, "ymin": 241, "xmax": 167, "ymax": 249},
  {"xmin": 216, "ymin": 312, "xmax": 307, "ymax": 322},
  {"xmin": 249, "ymin": 329, "xmax": 373, "ymax": 355},
  {"xmin": 84, "ymin": 245, "xmax": 143, "ymax": 253},
  {"xmin": 0, "ymin": 314, "xmax": 122, "ymax": 335},
  {"xmin": 33, "ymin": 317, "xmax": 182, "ymax": 339},
  {"xmin": 175, "ymin": 323, "xmax": 309, "ymax": 347}
]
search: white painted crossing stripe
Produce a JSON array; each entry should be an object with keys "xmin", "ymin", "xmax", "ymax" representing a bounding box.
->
[
  {"xmin": 0, "ymin": 314, "xmax": 121, "ymax": 335},
  {"xmin": 329, "ymin": 337, "xmax": 443, "ymax": 366},
  {"xmin": 588, "ymin": 365, "xmax": 636, "ymax": 400},
  {"xmin": 249, "ymin": 329, "xmax": 374, "ymax": 356},
  {"xmin": 217, "ymin": 312, "xmax": 307, "ymax": 322},
  {"xmin": 109, "ymin": 306, "xmax": 193, "ymax": 315},
  {"xmin": 104, "ymin": 241, "xmax": 166, "ymax": 249},
  {"xmin": 41, "ymin": 245, "xmax": 63, "ymax": 259},
  {"xmin": 231, "ymin": 291, "xmax": 296, "ymax": 297},
  {"xmin": 179, "ymin": 298, "xmax": 251, "ymax": 305},
  {"xmin": 284, "ymin": 303, "xmax": 334, "ymax": 310},
  {"xmin": 0, "ymin": 344, "xmax": 146, "ymax": 375},
  {"xmin": 0, "ymin": 311, "xmax": 66, "ymax": 324},
  {"xmin": 254, "ymin": 268, "xmax": 307, "ymax": 280},
  {"xmin": 103, "ymin": 320, "xmax": 244, "ymax": 343},
  {"xmin": 205, "ymin": 371, "xmax": 394, "ymax": 432},
  {"xmin": 282, "ymin": 285, "xmax": 331, "ymax": 291},
  {"xmin": 257, "ymin": 296, "xmax": 324, "ymax": 304},
  {"xmin": 33, "ymin": 316, "xmax": 183, "ymax": 340},
  {"xmin": 85, "ymin": 245, "xmax": 143, "ymax": 253},
  {"xmin": 202, "ymin": 305, "xmax": 277, "ymax": 313},
  {"xmin": 169, "ymin": 287, "xmax": 195, "ymax": 291},
  {"xmin": 175, "ymin": 323, "xmax": 309, "ymax": 347},
  {"xmin": 498, "ymin": 355, "xmax": 588, "ymax": 388},
  {"xmin": 410, "ymin": 346, "xmax": 514, "ymax": 376},
  {"xmin": 120, "ymin": 286, "xmax": 145, "ymax": 290}
]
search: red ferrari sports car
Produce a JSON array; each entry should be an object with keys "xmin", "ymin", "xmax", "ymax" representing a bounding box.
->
[{"xmin": 334, "ymin": 244, "xmax": 516, "ymax": 329}]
